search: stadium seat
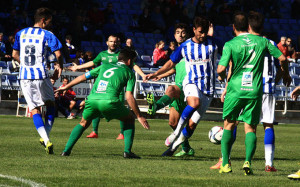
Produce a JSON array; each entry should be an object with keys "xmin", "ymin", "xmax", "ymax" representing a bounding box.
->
[
  {"xmin": 146, "ymin": 49, "xmax": 153, "ymax": 56},
  {"xmin": 125, "ymin": 32, "xmax": 134, "ymax": 38},
  {"xmin": 7, "ymin": 75, "xmax": 20, "ymax": 90},
  {"xmin": 137, "ymin": 37, "xmax": 146, "ymax": 44},
  {"xmin": 0, "ymin": 61, "xmax": 11, "ymax": 74},
  {"xmin": 289, "ymin": 19, "xmax": 297, "ymax": 24},
  {"xmin": 91, "ymin": 41, "xmax": 101, "ymax": 47},
  {"xmin": 279, "ymin": 19, "xmax": 288, "ymax": 24},
  {"xmin": 135, "ymin": 32, "xmax": 144, "ymax": 38},
  {"xmin": 81, "ymin": 41, "xmax": 91, "ymax": 47},
  {"xmin": 140, "ymin": 83, "xmax": 152, "ymax": 96},
  {"xmin": 118, "ymin": 9, "xmax": 127, "ymax": 14},
  {"xmin": 145, "ymin": 33, "xmax": 154, "ymax": 38},
  {"xmin": 122, "ymin": 4, "xmax": 130, "ymax": 10},
  {"xmin": 152, "ymin": 83, "xmax": 165, "ymax": 96},
  {"xmin": 269, "ymin": 18, "xmax": 278, "ymax": 23},
  {"xmin": 1, "ymin": 75, "xmax": 10, "ymax": 90}
]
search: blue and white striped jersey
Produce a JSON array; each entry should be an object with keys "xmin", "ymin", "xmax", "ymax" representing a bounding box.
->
[
  {"xmin": 170, "ymin": 37, "xmax": 218, "ymax": 96},
  {"xmin": 13, "ymin": 27, "xmax": 62, "ymax": 80},
  {"xmin": 263, "ymin": 39, "xmax": 280, "ymax": 94}
]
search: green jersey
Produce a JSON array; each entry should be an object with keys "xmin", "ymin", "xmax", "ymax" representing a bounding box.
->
[
  {"xmin": 174, "ymin": 58, "xmax": 186, "ymax": 87},
  {"xmin": 219, "ymin": 33, "xmax": 282, "ymax": 99},
  {"xmin": 86, "ymin": 62, "xmax": 136, "ymax": 100},
  {"xmin": 93, "ymin": 50, "xmax": 120, "ymax": 66}
]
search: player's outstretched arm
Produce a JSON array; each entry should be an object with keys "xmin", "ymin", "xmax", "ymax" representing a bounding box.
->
[
  {"xmin": 55, "ymin": 74, "xmax": 87, "ymax": 93},
  {"xmin": 291, "ymin": 86, "xmax": 300, "ymax": 100},
  {"xmin": 125, "ymin": 91, "xmax": 150, "ymax": 129},
  {"xmin": 133, "ymin": 65, "xmax": 147, "ymax": 82},
  {"xmin": 69, "ymin": 61, "xmax": 95, "ymax": 72},
  {"xmin": 145, "ymin": 60, "xmax": 175, "ymax": 80},
  {"xmin": 153, "ymin": 68, "xmax": 176, "ymax": 81}
]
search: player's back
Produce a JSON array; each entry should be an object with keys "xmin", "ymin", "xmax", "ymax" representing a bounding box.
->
[
  {"xmin": 88, "ymin": 62, "xmax": 135, "ymax": 100},
  {"xmin": 14, "ymin": 27, "xmax": 62, "ymax": 80},
  {"xmin": 226, "ymin": 34, "xmax": 274, "ymax": 98}
]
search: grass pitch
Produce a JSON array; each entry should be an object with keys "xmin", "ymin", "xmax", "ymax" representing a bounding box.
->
[{"xmin": 0, "ymin": 115, "xmax": 299, "ymax": 186}]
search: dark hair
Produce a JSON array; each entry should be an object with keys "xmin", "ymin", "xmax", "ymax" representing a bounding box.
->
[
  {"xmin": 174, "ymin": 23, "xmax": 188, "ymax": 34},
  {"xmin": 248, "ymin": 11, "xmax": 264, "ymax": 34},
  {"xmin": 34, "ymin": 8, "xmax": 52, "ymax": 23},
  {"xmin": 65, "ymin": 35, "xmax": 72, "ymax": 41},
  {"xmin": 118, "ymin": 48, "xmax": 137, "ymax": 62},
  {"xmin": 193, "ymin": 16, "xmax": 210, "ymax": 34},
  {"xmin": 233, "ymin": 11, "xmax": 248, "ymax": 32}
]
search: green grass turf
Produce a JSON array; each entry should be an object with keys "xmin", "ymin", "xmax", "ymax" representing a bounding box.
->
[{"xmin": 0, "ymin": 115, "xmax": 299, "ymax": 186}]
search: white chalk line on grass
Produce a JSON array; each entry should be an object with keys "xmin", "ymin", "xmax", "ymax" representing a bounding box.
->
[{"xmin": 0, "ymin": 174, "xmax": 46, "ymax": 187}]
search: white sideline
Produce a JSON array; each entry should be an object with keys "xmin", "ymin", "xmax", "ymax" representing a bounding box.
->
[{"xmin": 0, "ymin": 174, "xmax": 46, "ymax": 187}]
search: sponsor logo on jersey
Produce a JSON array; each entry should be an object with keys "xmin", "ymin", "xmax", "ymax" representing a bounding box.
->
[
  {"xmin": 96, "ymin": 80, "xmax": 109, "ymax": 92},
  {"xmin": 242, "ymin": 72, "xmax": 253, "ymax": 87}
]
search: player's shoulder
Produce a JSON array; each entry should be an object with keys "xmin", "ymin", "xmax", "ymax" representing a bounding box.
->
[{"xmin": 180, "ymin": 38, "xmax": 192, "ymax": 47}]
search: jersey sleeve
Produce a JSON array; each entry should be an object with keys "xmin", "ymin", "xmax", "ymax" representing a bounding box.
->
[
  {"xmin": 85, "ymin": 65, "xmax": 102, "ymax": 79},
  {"xmin": 266, "ymin": 40, "xmax": 282, "ymax": 59},
  {"xmin": 46, "ymin": 32, "xmax": 63, "ymax": 52},
  {"xmin": 13, "ymin": 31, "xmax": 21, "ymax": 51},
  {"xmin": 125, "ymin": 72, "xmax": 136, "ymax": 92},
  {"xmin": 93, "ymin": 52, "xmax": 102, "ymax": 66},
  {"xmin": 218, "ymin": 42, "xmax": 231, "ymax": 67},
  {"xmin": 170, "ymin": 45, "xmax": 184, "ymax": 64}
]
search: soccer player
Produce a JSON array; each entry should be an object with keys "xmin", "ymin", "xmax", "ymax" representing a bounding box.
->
[
  {"xmin": 146, "ymin": 23, "xmax": 195, "ymax": 156},
  {"xmin": 12, "ymin": 8, "xmax": 64, "ymax": 154},
  {"xmin": 211, "ymin": 12, "xmax": 289, "ymax": 172},
  {"xmin": 145, "ymin": 17, "xmax": 218, "ymax": 156},
  {"xmin": 70, "ymin": 35, "xmax": 146, "ymax": 140},
  {"xmin": 217, "ymin": 12, "xmax": 291, "ymax": 175},
  {"xmin": 57, "ymin": 49, "xmax": 149, "ymax": 158}
]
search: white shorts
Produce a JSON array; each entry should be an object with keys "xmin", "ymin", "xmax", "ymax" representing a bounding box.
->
[
  {"xmin": 183, "ymin": 84, "xmax": 213, "ymax": 124},
  {"xmin": 260, "ymin": 94, "xmax": 275, "ymax": 124},
  {"xmin": 20, "ymin": 78, "xmax": 55, "ymax": 111}
]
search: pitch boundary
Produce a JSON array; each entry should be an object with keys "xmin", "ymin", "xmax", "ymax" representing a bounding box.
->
[{"xmin": 0, "ymin": 174, "xmax": 46, "ymax": 187}]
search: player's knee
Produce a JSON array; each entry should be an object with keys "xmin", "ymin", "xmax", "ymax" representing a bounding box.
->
[
  {"xmin": 166, "ymin": 86, "xmax": 180, "ymax": 99},
  {"xmin": 168, "ymin": 121, "xmax": 177, "ymax": 129},
  {"xmin": 79, "ymin": 118, "xmax": 90, "ymax": 128}
]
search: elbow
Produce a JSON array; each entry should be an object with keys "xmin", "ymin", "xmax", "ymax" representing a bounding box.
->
[{"xmin": 217, "ymin": 66, "xmax": 223, "ymax": 74}]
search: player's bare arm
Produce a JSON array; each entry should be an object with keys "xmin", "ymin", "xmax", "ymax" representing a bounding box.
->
[
  {"xmin": 133, "ymin": 65, "xmax": 147, "ymax": 82},
  {"xmin": 55, "ymin": 74, "xmax": 86, "ymax": 93},
  {"xmin": 53, "ymin": 50, "xmax": 63, "ymax": 79},
  {"xmin": 217, "ymin": 64, "xmax": 227, "ymax": 81},
  {"xmin": 277, "ymin": 54, "xmax": 292, "ymax": 86},
  {"xmin": 69, "ymin": 61, "xmax": 95, "ymax": 72},
  {"xmin": 153, "ymin": 68, "xmax": 176, "ymax": 81},
  {"xmin": 291, "ymin": 86, "xmax": 300, "ymax": 100},
  {"xmin": 12, "ymin": 50, "xmax": 20, "ymax": 63},
  {"xmin": 125, "ymin": 91, "xmax": 150, "ymax": 129},
  {"xmin": 145, "ymin": 59, "xmax": 175, "ymax": 80}
]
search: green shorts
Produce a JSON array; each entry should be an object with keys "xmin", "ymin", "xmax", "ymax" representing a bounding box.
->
[
  {"xmin": 169, "ymin": 83, "xmax": 186, "ymax": 114},
  {"xmin": 82, "ymin": 99, "xmax": 130, "ymax": 122},
  {"xmin": 223, "ymin": 95, "xmax": 262, "ymax": 125}
]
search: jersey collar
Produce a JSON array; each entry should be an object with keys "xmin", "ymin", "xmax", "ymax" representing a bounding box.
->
[{"xmin": 238, "ymin": 33, "xmax": 250, "ymax": 36}]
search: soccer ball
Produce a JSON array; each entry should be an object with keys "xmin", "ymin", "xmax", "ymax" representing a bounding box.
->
[{"xmin": 208, "ymin": 126, "xmax": 223, "ymax": 144}]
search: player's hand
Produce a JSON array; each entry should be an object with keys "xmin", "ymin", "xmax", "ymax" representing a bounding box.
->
[
  {"xmin": 291, "ymin": 86, "xmax": 300, "ymax": 100},
  {"xmin": 137, "ymin": 116, "xmax": 150, "ymax": 129},
  {"xmin": 218, "ymin": 75, "xmax": 225, "ymax": 83},
  {"xmin": 145, "ymin": 73, "xmax": 155, "ymax": 81},
  {"xmin": 152, "ymin": 76, "xmax": 162, "ymax": 81},
  {"xmin": 142, "ymin": 75, "xmax": 148, "ymax": 82},
  {"xmin": 283, "ymin": 74, "xmax": 292, "ymax": 87},
  {"xmin": 54, "ymin": 86, "xmax": 67, "ymax": 93},
  {"xmin": 69, "ymin": 63, "xmax": 77, "ymax": 72},
  {"xmin": 52, "ymin": 65, "xmax": 62, "ymax": 80},
  {"xmin": 220, "ymin": 88, "xmax": 227, "ymax": 103}
]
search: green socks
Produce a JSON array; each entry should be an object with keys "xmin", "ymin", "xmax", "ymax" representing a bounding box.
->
[
  {"xmin": 245, "ymin": 132, "xmax": 257, "ymax": 164},
  {"xmin": 156, "ymin": 95, "xmax": 172, "ymax": 111},
  {"xmin": 63, "ymin": 124, "xmax": 85, "ymax": 153},
  {"xmin": 221, "ymin": 129, "xmax": 234, "ymax": 166},
  {"xmin": 92, "ymin": 117, "xmax": 100, "ymax": 134},
  {"xmin": 120, "ymin": 121, "xmax": 125, "ymax": 134},
  {"xmin": 123, "ymin": 123, "xmax": 135, "ymax": 153}
]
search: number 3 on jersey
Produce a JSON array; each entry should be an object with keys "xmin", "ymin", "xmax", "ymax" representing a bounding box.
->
[{"xmin": 96, "ymin": 67, "xmax": 117, "ymax": 92}]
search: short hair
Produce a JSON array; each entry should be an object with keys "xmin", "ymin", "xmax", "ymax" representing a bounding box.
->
[
  {"xmin": 107, "ymin": 34, "xmax": 118, "ymax": 41},
  {"xmin": 169, "ymin": 41, "xmax": 176, "ymax": 47},
  {"xmin": 155, "ymin": 40, "xmax": 165, "ymax": 48},
  {"xmin": 174, "ymin": 23, "xmax": 188, "ymax": 34},
  {"xmin": 118, "ymin": 48, "xmax": 137, "ymax": 62},
  {"xmin": 193, "ymin": 16, "xmax": 210, "ymax": 34},
  {"xmin": 63, "ymin": 77, "xmax": 69, "ymax": 82},
  {"xmin": 34, "ymin": 8, "xmax": 52, "ymax": 23},
  {"xmin": 233, "ymin": 11, "xmax": 248, "ymax": 32},
  {"xmin": 65, "ymin": 35, "xmax": 72, "ymax": 41},
  {"xmin": 281, "ymin": 36, "xmax": 287, "ymax": 40},
  {"xmin": 248, "ymin": 11, "xmax": 264, "ymax": 34}
]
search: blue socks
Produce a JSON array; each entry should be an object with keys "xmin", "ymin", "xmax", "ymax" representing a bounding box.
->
[
  {"xmin": 33, "ymin": 114, "xmax": 45, "ymax": 130},
  {"xmin": 173, "ymin": 105, "xmax": 197, "ymax": 136},
  {"xmin": 182, "ymin": 125, "xmax": 194, "ymax": 138},
  {"xmin": 264, "ymin": 128, "xmax": 275, "ymax": 144},
  {"xmin": 45, "ymin": 106, "xmax": 55, "ymax": 135}
]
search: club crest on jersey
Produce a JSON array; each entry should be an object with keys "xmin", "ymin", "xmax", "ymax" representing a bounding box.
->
[
  {"xmin": 102, "ymin": 57, "xmax": 106, "ymax": 60},
  {"xmin": 242, "ymin": 38, "xmax": 252, "ymax": 45},
  {"xmin": 96, "ymin": 80, "xmax": 109, "ymax": 92}
]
